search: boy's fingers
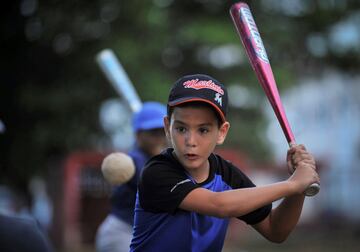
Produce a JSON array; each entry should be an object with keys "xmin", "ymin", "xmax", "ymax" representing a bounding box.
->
[
  {"xmin": 292, "ymin": 155, "xmax": 315, "ymax": 166},
  {"xmin": 288, "ymin": 144, "xmax": 306, "ymax": 156},
  {"xmin": 289, "ymin": 142, "xmax": 296, "ymax": 148},
  {"xmin": 287, "ymin": 144, "xmax": 315, "ymax": 175},
  {"xmin": 298, "ymin": 144, "xmax": 306, "ymax": 151},
  {"xmin": 289, "ymin": 155, "xmax": 317, "ymax": 174},
  {"xmin": 297, "ymin": 161, "xmax": 316, "ymax": 171}
]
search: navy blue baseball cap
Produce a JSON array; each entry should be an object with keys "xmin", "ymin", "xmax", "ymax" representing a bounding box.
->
[
  {"xmin": 168, "ymin": 74, "xmax": 228, "ymax": 123},
  {"xmin": 132, "ymin": 102, "xmax": 166, "ymax": 132}
]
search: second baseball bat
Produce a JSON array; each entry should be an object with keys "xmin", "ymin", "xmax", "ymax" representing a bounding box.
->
[
  {"xmin": 96, "ymin": 49, "xmax": 142, "ymax": 113},
  {"xmin": 230, "ymin": 2, "xmax": 319, "ymax": 196}
]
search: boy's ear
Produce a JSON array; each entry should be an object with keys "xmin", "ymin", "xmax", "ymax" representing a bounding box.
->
[{"xmin": 216, "ymin": 122, "xmax": 230, "ymax": 145}]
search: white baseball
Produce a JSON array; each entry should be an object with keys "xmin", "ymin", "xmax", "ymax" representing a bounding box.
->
[{"xmin": 101, "ymin": 152, "xmax": 135, "ymax": 185}]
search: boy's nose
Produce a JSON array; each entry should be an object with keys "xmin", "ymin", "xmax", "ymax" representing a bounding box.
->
[{"xmin": 185, "ymin": 132, "xmax": 197, "ymax": 147}]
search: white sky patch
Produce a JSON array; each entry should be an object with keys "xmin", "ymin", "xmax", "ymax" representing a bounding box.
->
[
  {"xmin": 329, "ymin": 12, "xmax": 360, "ymax": 54},
  {"xmin": 197, "ymin": 44, "xmax": 244, "ymax": 69},
  {"xmin": 306, "ymin": 33, "xmax": 328, "ymax": 57},
  {"xmin": 99, "ymin": 98, "xmax": 134, "ymax": 149},
  {"xmin": 228, "ymin": 85, "xmax": 259, "ymax": 109},
  {"xmin": 261, "ymin": 0, "xmax": 315, "ymax": 16}
]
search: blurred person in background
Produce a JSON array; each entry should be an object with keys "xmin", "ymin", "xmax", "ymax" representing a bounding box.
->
[
  {"xmin": 96, "ymin": 101, "xmax": 167, "ymax": 252},
  {"xmin": 29, "ymin": 177, "xmax": 53, "ymax": 232},
  {"xmin": 0, "ymin": 213, "xmax": 54, "ymax": 252},
  {"xmin": 0, "ymin": 119, "xmax": 53, "ymax": 252}
]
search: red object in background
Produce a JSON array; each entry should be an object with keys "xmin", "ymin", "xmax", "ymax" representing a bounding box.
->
[
  {"xmin": 215, "ymin": 148, "xmax": 252, "ymax": 175},
  {"xmin": 62, "ymin": 151, "xmax": 110, "ymax": 248}
]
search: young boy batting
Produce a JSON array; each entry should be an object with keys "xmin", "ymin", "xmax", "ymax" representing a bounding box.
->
[{"xmin": 130, "ymin": 74, "xmax": 320, "ymax": 252}]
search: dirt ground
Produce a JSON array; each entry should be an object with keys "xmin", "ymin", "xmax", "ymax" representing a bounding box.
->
[
  {"xmin": 223, "ymin": 223, "xmax": 360, "ymax": 252},
  {"xmin": 60, "ymin": 221, "xmax": 360, "ymax": 252}
]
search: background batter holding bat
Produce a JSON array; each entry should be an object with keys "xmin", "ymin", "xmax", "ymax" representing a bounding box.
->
[
  {"xmin": 129, "ymin": 74, "xmax": 320, "ymax": 252},
  {"xmin": 96, "ymin": 101, "xmax": 167, "ymax": 252}
]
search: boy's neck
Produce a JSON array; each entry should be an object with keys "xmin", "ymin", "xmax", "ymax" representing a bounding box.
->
[{"xmin": 188, "ymin": 163, "xmax": 210, "ymax": 184}]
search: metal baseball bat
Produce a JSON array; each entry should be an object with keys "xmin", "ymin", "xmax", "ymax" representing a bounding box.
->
[
  {"xmin": 96, "ymin": 49, "xmax": 142, "ymax": 113},
  {"xmin": 230, "ymin": 2, "xmax": 320, "ymax": 196}
]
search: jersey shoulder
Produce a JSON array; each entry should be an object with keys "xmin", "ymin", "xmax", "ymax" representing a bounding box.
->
[
  {"xmin": 141, "ymin": 148, "xmax": 177, "ymax": 179},
  {"xmin": 210, "ymin": 153, "xmax": 253, "ymax": 189},
  {"xmin": 138, "ymin": 148, "xmax": 198, "ymax": 213}
]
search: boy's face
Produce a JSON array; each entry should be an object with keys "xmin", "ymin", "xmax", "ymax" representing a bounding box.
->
[{"xmin": 164, "ymin": 105, "xmax": 230, "ymax": 172}]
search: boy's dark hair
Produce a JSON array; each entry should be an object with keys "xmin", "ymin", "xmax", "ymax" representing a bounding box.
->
[
  {"xmin": 167, "ymin": 74, "xmax": 228, "ymax": 124},
  {"xmin": 167, "ymin": 101, "xmax": 223, "ymax": 128}
]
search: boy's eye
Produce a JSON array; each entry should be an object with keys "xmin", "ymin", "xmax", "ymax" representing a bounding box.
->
[
  {"xmin": 176, "ymin": 127, "xmax": 186, "ymax": 133},
  {"xmin": 199, "ymin": 128, "xmax": 209, "ymax": 134}
]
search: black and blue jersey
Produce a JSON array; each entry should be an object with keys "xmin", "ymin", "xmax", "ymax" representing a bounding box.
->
[{"xmin": 130, "ymin": 148, "xmax": 272, "ymax": 252}]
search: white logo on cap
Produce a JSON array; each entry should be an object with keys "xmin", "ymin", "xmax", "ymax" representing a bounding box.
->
[{"xmin": 214, "ymin": 93, "xmax": 222, "ymax": 106}]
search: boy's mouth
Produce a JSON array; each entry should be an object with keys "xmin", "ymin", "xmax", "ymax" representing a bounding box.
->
[{"xmin": 185, "ymin": 153, "xmax": 198, "ymax": 160}]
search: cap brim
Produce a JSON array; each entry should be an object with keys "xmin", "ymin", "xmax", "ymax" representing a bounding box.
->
[{"xmin": 168, "ymin": 98, "xmax": 226, "ymax": 123}]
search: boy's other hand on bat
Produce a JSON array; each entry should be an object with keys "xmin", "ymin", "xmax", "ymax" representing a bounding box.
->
[{"xmin": 286, "ymin": 144, "xmax": 320, "ymax": 194}]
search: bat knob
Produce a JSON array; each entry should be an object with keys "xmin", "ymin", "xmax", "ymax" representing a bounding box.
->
[{"xmin": 304, "ymin": 182, "xmax": 320, "ymax": 197}]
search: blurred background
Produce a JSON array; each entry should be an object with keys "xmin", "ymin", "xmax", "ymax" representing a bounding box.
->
[{"xmin": 1, "ymin": 0, "xmax": 360, "ymax": 251}]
